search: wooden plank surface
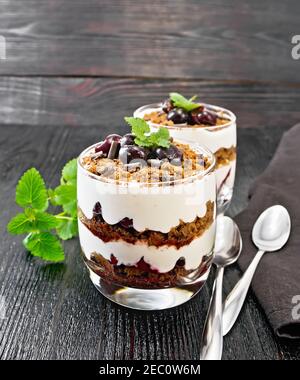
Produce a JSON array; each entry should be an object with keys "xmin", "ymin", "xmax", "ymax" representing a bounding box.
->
[
  {"xmin": 1, "ymin": 122, "xmax": 299, "ymax": 360},
  {"xmin": 0, "ymin": 77, "xmax": 300, "ymax": 129},
  {"xmin": 0, "ymin": 0, "xmax": 299, "ymax": 82}
]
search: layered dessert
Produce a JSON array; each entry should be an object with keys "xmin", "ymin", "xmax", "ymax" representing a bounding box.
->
[
  {"xmin": 134, "ymin": 93, "xmax": 237, "ymax": 212},
  {"xmin": 78, "ymin": 117, "xmax": 217, "ymax": 298}
]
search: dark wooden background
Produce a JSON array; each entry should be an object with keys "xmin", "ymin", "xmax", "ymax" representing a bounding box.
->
[{"xmin": 1, "ymin": 0, "xmax": 300, "ymax": 360}]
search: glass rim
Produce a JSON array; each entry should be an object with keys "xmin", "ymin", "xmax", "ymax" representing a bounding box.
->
[
  {"xmin": 78, "ymin": 139, "xmax": 216, "ymax": 187},
  {"xmin": 134, "ymin": 102, "xmax": 236, "ymax": 130}
]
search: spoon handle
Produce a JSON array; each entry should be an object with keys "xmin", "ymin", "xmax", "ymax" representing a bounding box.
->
[
  {"xmin": 200, "ymin": 266, "xmax": 224, "ymax": 360},
  {"xmin": 223, "ymin": 250, "xmax": 265, "ymax": 336}
]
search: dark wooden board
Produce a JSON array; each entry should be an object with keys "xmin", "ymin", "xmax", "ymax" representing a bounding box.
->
[
  {"xmin": 1, "ymin": 122, "xmax": 299, "ymax": 360},
  {"xmin": 1, "ymin": 77, "xmax": 300, "ymax": 131},
  {"xmin": 0, "ymin": 0, "xmax": 299, "ymax": 82}
]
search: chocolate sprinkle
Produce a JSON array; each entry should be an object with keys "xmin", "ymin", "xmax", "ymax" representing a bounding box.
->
[{"xmin": 107, "ymin": 141, "xmax": 119, "ymax": 160}]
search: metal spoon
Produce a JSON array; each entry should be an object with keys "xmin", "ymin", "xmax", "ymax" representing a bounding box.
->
[
  {"xmin": 223, "ymin": 205, "xmax": 291, "ymax": 336},
  {"xmin": 200, "ymin": 216, "xmax": 242, "ymax": 360}
]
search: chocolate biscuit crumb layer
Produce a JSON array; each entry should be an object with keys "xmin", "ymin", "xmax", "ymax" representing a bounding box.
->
[
  {"xmin": 79, "ymin": 201, "xmax": 214, "ymax": 249},
  {"xmin": 84, "ymin": 253, "xmax": 213, "ymax": 289},
  {"xmin": 214, "ymin": 146, "xmax": 236, "ymax": 169}
]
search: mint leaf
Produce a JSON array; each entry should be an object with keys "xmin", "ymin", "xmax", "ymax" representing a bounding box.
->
[
  {"xmin": 48, "ymin": 188, "xmax": 58, "ymax": 206},
  {"xmin": 56, "ymin": 218, "xmax": 78, "ymax": 240},
  {"xmin": 61, "ymin": 159, "xmax": 77, "ymax": 185},
  {"xmin": 29, "ymin": 210, "xmax": 58, "ymax": 231},
  {"xmin": 23, "ymin": 232, "xmax": 64, "ymax": 262},
  {"xmin": 170, "ymin": 92, "xmax": 201, "ymax": 112},
  {"xmin": 125, "ymin": 117, "xmax": 150, "ymax": 140},
  {"xmin": 151, "ymin": 127, "xmax": 170, "ymax": 148},
  {"xmin": 125, "ymin": 117, "xmax": 170, "ymax": 148},
  {"xmin": 54, "ymin": 184, "xmax": 77, "ymax": 217},
  {"xmin": 7, "ymin": 210, "xmax": 58, "ymax": 235},
  {"xmin": 16, "ymin": 168, "xmax": 48, "ymax": 210},
  {"xmin": 8, "ymin": 159, "xmax": 78, "ymax": 263},
  {"xmin": 134, "ymin": 137, "xmax": 153, "ymax": 148},
  {"xmin": 8, "ymin": 213, "xmax": 34, "ymax": 235}
]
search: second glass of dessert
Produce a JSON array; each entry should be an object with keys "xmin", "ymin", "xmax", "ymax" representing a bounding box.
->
[
  {"xmin": 134, "ymin": 93, "xmax": 237, "ymax": 213},
  {"xmin": 77, "ymin": 117, "xmax": 217, "ymax": 310}
]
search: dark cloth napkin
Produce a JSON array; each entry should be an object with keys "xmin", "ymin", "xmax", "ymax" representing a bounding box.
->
[{"xmin": 235, "ymin": 123, "xmax": 300, "ymax": 339}]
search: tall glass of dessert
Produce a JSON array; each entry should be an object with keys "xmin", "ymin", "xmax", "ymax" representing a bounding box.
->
[
  {"xmin": 134, "ymin": 93, "xmax": 237, "ymax": 214},
  {"xmin": 77, "ymin": 120, "xmax": 217, "ymax": 310}
]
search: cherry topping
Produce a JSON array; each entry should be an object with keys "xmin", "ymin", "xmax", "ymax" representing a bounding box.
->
[
  {"xmin": 194, "ymin": 110, "xmax": 217, "ymax": 126},
  {"xmin": 167, "ymin": 108, "xmax": 189, "ymax": 124},
  {"xmin": 162, "ymin": 98, "xmax": 174, "ymax": 113},
  {"xmin": 95, "ymin": 134, "xmax": 121, "ymax": 154},
  {"xmin": 95, "ymin": 140, "xmax": 111, "ymax": 154},
  {"xmin": 106, "ymin": 134, "xmax": 122, "ymax": 144},
  {"xmin": 120, "ymin": 133, "xmax": 135, "ymax": 147},
  {"xmin": 119, "ymin": 145, "xmax": 148, "ymax": 164},
  {"xmin": 153, "ymin": 145, "xmax": 183, "ymax": 162}
]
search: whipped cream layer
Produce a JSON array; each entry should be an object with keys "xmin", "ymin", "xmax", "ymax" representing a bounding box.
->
[
  {"xmin": 79, "ymin": 220, "xmax": 215, "ymax": 273},
  {"xmin": 134, "ymin": 103, "xmax": 237, "ymax": 153},
  {"xmin": 78, "ymin": 155, "xmax": 216, "ymax": 234}
]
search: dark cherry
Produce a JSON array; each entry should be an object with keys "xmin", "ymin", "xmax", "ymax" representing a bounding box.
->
[
  {"xmin": 136, "ymin": 258, "xmax": 159, "ymax": 274},
  {"xmin": 95, "ymin": 140, "xmax": 110, "ymax": 154},
  {"xmin": 167, "ymin": 108, "xmax": 188, "ymax": 124},
  {"xmin": 153, "ymin": 144, "xmax": 183, "ymax": 162},
  {"xmin": 119, "ymin": 145, "xmax": 148, "ymax": 164},
  {"xmin": 95, "ymin": 134, "xmax": 121, "ymax": 154},
  {"xmin": 120, "ymin": 133, "xmax": 135, "ymax": 147},
  {"xmin": 106, "ymin": 134, "xmax": 122, "ymax": 144},
  {"xmin": 92, "ymin": 202, "xmax": 103, "ymax": 221},
  {"xmin": 188, "ymin": 106, "xmax": 204, "ymax": 125},
  {"xmin": 195, "ymin": 110, "xmax": 217, "ymax": 126},
  {"xmin": 161, "ymin": 98, "xmax": 174, "ymax": 113},
  {"xmin": 119, "ymin": 217, "xmax": 134, "ymax": 229},
  {"xmin": 176, "ymin": 258, "xmax": 186, "ymax": 267},
  {"xmin": 110, "ymin": 254, "xmax": 118, "ymax": 265},
  {"xmin": 93, "ymin": 202, "xmax": 102, "ymax": 216}
]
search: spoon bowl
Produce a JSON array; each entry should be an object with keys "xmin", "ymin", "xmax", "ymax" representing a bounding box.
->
[
  {"xmin": 223, "ymin": 205, "xmax": 291, "ymax": 336},
  {"xmin": 252, "ymin": 205, "xmax": 291, "ymax": 252}
]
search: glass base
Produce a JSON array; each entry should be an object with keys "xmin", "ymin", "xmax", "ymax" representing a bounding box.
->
[
  {"xmin": 88, "ymin": 268, "xmax": 210, "ymax": 311},
  {"xmin": 217, "ymin": 185, "xmax": 233, "ymax": 215}
]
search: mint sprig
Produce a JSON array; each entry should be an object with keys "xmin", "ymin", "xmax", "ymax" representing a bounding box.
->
[
  {"xmin": 169, "ymin": 92, "xmax": 201, "ymax": 112},
  {"xmin": 125, "ymin": 117, "xmax": 170, "ymax": 148},
  {"xmin": 7, "ymin": 159, "xmax": 78, "ymax": 262}
]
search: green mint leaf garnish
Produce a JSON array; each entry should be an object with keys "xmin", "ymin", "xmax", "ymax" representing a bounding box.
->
[
  {"xmin": 8, "ymin": 159, "xmax": 78, "ymax": 263},
  {"xmin": 30, "ymin": 211, "xmax": 58, "ymax": 231},
  {"xmin": 53, "ymin": 184, "xmax": 77, "ymax": 217},
  {"xmin": 151, "ymin": 127, "xmax": 170, "ymax": 148},
  {"xmin": 125, "ymin": 116, "xmax": 150, "ymax": 139},
  {"xmin": 56, "ymin": 218, "xmax": 78, "ymax": 241},
  {"xmin": 8, "ymin": 209, "xmax": 58, "ymax": 235},
  {"xmin": 23, "ymin": 232, "xmax": 64, "ymax": 262},
  {"xmin": 48, "ymin": 188, "xmax": 58, "ymax": 206},
  {"xmin": 170, "ymin": 92, "xmax": 201, "ymax": 112},
  {"xmin": 8, "ymin": 213, "xmax": 35, "ymax": 235},
  {"xmin": 125, "ymin": 117, "xmax": 171, "ymax": 148},
  {"xmin": 61, "ymin": 159, "xmax": 77, "ymax": 185},
  {"xmin": 16, "ymin": 168, "xmax": 48, "ymax": 210}
]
